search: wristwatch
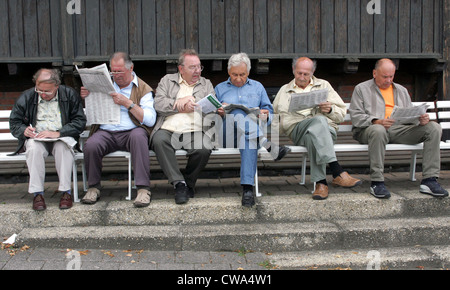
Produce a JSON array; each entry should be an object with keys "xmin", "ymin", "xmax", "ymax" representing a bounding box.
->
[{"xmin": 128, "ymin": 102, "xmax": 135, "ymax": 111}]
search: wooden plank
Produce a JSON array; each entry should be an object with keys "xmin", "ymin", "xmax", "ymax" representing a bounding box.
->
[
  {"xmin": 293, "ymin": 0, "xmax": 307, "ymax": 54},
  {"xmin": 129, "ymin": 0, "xmax": 143, "ymax": 55},
  {"xmin": 37, "ymin": 0, "xmax": 53, "ymax": 57},
  {"xmin": 142, "ymin": 0, "xmax": 157, "ymax": 55},
  {"xmin": 398, "ymin": 0, "xmax": 411, "ymax": 54},
  {"xmin": 373, "ymin": 0, "xmax": 386, "ymax": 53},
  {"xmin": 240, "ymin": 0, "xmax": 254, "ymax": 53},
  {"xmin": 360, "ymin": 0, "xmax": 374, "ymax": 53},
  {"xmin": 410, "ymin": 0, "xmax": 422, "ymax": 53},
  {"xmin": 281, "ymin": 0, "xmax": 294, "ymax": 54},
  {"xmin": 0, "ymin": 0, "xmax": 9, "ymax": 57},
  {"xmin": 73, "ymin": 0, "xmax": 87, "ymax": 58},
  {"xmin": 254, "ymin": 0, "xmax": 267, "ymax": 54},
  {"xmin": 185, "ymin": 0, "xmax": 199, "ymax": 51},
  {"xmin": 385, "ymin": 0, "xmax": 399, "ymax": 53},
  {"xmin": 23, "ymin": 0, "xmax": 39, "ymax": 58},
  {"xmin": 267, "ymin": 0, "xmax": 281, "ymax": 53},
  {"xmin": 334, "ymin": 0, "xmax": 347, "ymax": 54},
  {"xmin": 198, "ymin": 0, "xmax": 212, "ymax": 54},
  {"xmin": 422, "ymin": 0, "xmax": 435, "ymax": 53},
  {"xmin": 170, "ymin": 0, "xmax": 185, "ymax": 54},
  {"xmin": 211, "ymin": 0, "xmax": 225, "ymax": 54},
  {"xmin": 86, "ymin": 0, "xmax": 100, "ymax": 56},
  {"xmin": 50, "ymin": 0, "xmax": 62, "ymax": 57},
  {"xmin": 225, "ymin": 0, "xmax": 239, "ymax": 53},
  {"xmin": 114, "ymin": 0, "xmax": 129, "ymax": 53},
  {"xmin": 8, "ymin": 0, "xmax": 25, "ymax": 58},
  {"xmin": 100, "ymin": 0, "xmax": 115, "ymax": 56},
  {"xmin": 156, "ymin": 0, "xmax": 171, "ymax": 55},
  {"xmin": 307, "ymin": 0, "xmax": 321, "ymax": 53},
  {"xmin": 347, "ymin": 0, "xmax": 361, "ymax": 54},
  {"xmin": 321, "ymin": 0, "xmax": 334, "ymax": 53}
]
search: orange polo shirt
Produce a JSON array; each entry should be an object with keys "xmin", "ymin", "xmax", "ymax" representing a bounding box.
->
[{"xmin": 380, "ymin": 85, "xmax": 394, "ymax": 118}]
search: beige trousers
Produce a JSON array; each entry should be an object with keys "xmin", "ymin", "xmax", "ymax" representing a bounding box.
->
[{"xmin": 25, "ymin": 139, "xmax": 74, "ymax": 194}]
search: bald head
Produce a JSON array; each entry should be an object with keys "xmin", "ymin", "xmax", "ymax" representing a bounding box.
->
[
  {"xmin": 373, "ymin": 58, "xmax": 396, "ymax": 90},
  {"xmin": 292, "ymin": 57, "xmax": 317, "ymax": 89}
]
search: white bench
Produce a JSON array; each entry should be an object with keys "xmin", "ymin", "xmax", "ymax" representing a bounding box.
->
[{"xmin": 2, "ymin": 101, "xmax": 450, "ymax": 203}]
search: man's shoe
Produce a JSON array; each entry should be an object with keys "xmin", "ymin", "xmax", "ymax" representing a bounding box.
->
[
  {"xmin": 187, "ymin": 187, "xmax": 195, "ymax": 198},
  {"xmin": 274, "ymin": 145, "xmax": 291, "ymax": 161},
  {"xmin": 81, "ymin": 188, "xmax": 100, "ymax": 204},
  {"xmin": 134, "ymin": 189, "xmax": 152, "ymax": 208},
  {"xmin": 33, "ymin": 194, "xmax": 46, "ymax": 211},
  {"xmin": 59, "ymin": 191, "xmax": 73, "ymax": 210},
  {"xmin": 332, "ymin": 172, "xmax": 362, "ymax": 188},
  {"xmin": 312, "ymin": 183, "xmax": 329, "ymax": 200},
  {"xmin": 420, "ymin": 177, "xmax": 449, "ymax": 198},
  {"xmin": 370, "ymin": 183, "xmax": 391, "ymax": 199},
  {"xmin": 175, "ymin": 182, "xmax": 189, "ymax": 204},
  {"xmin": 242, "ymin": 189, "xmax": 255, "ymax": 207}
]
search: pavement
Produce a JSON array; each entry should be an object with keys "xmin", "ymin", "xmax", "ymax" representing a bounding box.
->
[{"xmin": 0, "ymin": 170, "xmax": 449, "ymax": 271}]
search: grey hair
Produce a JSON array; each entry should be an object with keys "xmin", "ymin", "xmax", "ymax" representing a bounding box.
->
[
  {"xmin": 110, "ymin": 52, "xmax": 134, "ymax": 70},
  {"xmin": 33, "ymin": 68, "xmax": 61, "ymax": 86},
  {"xmin": 292, "ymin": 57, "xmax": 317, "ymax": 74},
  {"xmin": 178, "ymin": 49, "xmax": 199, "ymax": 66},
  {"xmin": 228, "ymin": 53, "xmax": 251, "ymax": 72}
]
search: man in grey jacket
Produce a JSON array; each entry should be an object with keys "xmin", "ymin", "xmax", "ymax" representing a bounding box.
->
[
  {"xmin": 151, "ymin": 49, "xmax": 214, "ymax": 205},
  {"xmin": 349, "ymin": 58, "xmax": 448, "ymax": 199}
]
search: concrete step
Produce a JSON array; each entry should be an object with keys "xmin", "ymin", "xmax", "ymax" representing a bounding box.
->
[
  {"xmin": 1, "ymin": 192, "xmax": 448, "ymax": 233},
  {"xmin": 14, "ymin": 216, "xmax": 450, "ymax": 254}
]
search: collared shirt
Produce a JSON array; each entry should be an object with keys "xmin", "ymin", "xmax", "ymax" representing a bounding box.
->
[
  {"xmin": 161, "ymin": 75, "xmax": 203, "ymax": 133},
  {"xmin": 215, "ymin": 78, "xmax": 273, "ymax": 114},
  {"xmin": 101, "ymin": 73, "xmax": 156, "ymax": 132},
  {"xmin": 36, "ymin": 92, "xmax": 62, "ymax": 133}
]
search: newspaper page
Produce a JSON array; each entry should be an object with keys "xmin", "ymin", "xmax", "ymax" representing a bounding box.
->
[
  {"xmin": 196, "ymin": 94, "xmax": 222, "ymax": 114},
  {"xmin": 288, "ymin": 89, "xmax": 328, "ymax": 112},
  {"xmin": 223, "ymin": 104, "xmax": 260, "ymax": 116},
  {"xmin": 76, "ymin": 64, "xmax": 120, "ymax": 125},
  {"xmin": 390, "ymin": 103, "xmax": 429, "ymax": 124}
]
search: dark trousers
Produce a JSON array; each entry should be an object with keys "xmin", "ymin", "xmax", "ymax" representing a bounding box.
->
[
  {"xmin": 84, "ymin": 128, "xmax": 151, "ymax": 189},
  {"xmin": 151, "ymin": 129, "xmax": 211, "ymax": 188}
]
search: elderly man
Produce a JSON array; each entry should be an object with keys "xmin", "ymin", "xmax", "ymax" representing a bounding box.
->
[
  {"xmin": 80, "ymin": 52, "xmax": 157, "ymax": 207},
  {"xmin": 9, "ymin": 69, "xmax": 86, "ymax": 211},
  {"xmin": 349, "ymin": 58, "xmax": 448, "ymax": 199},
  {"xmin": 151, "ymin": 49, "xmax": 214, "ymax": 205},
  {"xmin": 273, "ymin": 57, "xmax": 361, "ymax": 200},
  {"xmin": 215, "ymin": 52, "xmax": 290, "ymax": 207}
]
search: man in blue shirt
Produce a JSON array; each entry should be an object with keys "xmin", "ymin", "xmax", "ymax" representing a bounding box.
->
[
  {"xmin": 215, "ymin": 53, "xmax": 290, "ymax": 207},
  {"xmin": 80, "ymin": 52, "xmax": 157, "ymax": 208}
]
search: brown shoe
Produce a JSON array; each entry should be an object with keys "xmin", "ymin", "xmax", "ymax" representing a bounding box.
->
[
  {"xmin": 59, "ymin": 192, "xmax": 73, "ymax": 210},
  {"xmin": 332, "ymin": 172, "xmax": 362, "ymax": 188},
  {"xmin": 33, "ymin": 194, "xmax": 46, "ymax": 211},
  {"xmin": 312, "ymin": 183, "xmax": 329, "ymax": 200}
]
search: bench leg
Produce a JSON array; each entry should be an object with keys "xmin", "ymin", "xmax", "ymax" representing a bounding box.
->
[
  {"xmin": 126, "ymin": 155, "xmax": 132, "ymax": 201},
  {"xmin": 255, "ymin": 170, "xmax": 262, "ymax": 197},
  {"xmin": 72, "ymin": 161, "xmax": 80, "ymax": 203},
  {"xmin": 300, "ymin": 154, "xmax": 307, "ymax": 185},
  {"xmin": 409, "ymin": 152, "xmax": 418, "ymax": 182}
]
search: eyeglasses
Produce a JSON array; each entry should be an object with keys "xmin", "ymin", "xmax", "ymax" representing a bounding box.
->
[
  {"xmin": 35, "ymin": 87, "xmax": 57, "ymax": 96},
  {"xmin": 109, "ymin": 71, "xmax": 126, "ymax": 76},
  {"xmin": 182, "ymin": 65, "xmax": 204, "ymax": 72}
]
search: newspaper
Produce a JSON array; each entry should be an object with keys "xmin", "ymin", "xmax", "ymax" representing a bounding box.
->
[
  {"xmin": 223, "ymin": 104, "xmax": 260, "ymax": 116},
  {"xmin": 288, "ymin": 89, "xmax": 328, "ymax": 112},
  {"xmin": 196, "ymin": 94, "xmax": 222, "ymax": 114},
  {"xmin": 390, "ymin": 103, "xmax": 429, "ymax": 124},
  {"xmin": 76, "ymin": 64, "xmax": 120, "ymax": 125}
]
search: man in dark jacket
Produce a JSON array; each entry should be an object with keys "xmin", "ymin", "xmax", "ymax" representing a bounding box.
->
[{"xmin": 9, "ymin": 69, "xmax": 86, "ymax": 211}]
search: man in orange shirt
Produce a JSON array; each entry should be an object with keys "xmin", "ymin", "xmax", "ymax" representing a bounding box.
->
[{"xmin": 349, "ymin": 59, "xmax": 447, "ymax": 199}]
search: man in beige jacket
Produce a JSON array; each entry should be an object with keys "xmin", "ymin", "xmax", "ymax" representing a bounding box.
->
[{"xmin": 274, "ymin": 57, "xmax": 361, "ymax": 200}]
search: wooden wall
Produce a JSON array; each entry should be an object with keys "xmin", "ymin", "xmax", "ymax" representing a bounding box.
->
[{"xmin": 0, "ymin": 0, "xmax": 444, "ymax": 64}]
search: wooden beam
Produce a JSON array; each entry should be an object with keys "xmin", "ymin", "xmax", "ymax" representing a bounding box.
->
[{"xmin": 444, "ymin": 0, "xmax": 450, "ymax": 101}]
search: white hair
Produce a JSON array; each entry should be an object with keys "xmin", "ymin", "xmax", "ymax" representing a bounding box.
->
[{"xmin": 228, "ymin": 53, "xmax": 251, "ymax": 72}]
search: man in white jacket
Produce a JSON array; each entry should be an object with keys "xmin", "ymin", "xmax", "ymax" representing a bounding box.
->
[
  {"xmin": 349, "ymin": 58, "xmax": 447, "ymax": 199},
  {"xmin": 274, "ymin": 57, "xmax": 361, "ymax": 200}
]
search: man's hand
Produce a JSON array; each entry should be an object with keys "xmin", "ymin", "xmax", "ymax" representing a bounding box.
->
[
  {"xmin": 110, "ymin": 92, "xmax": 132, "ymax": 108},
  {"xmin": 372, "ymin": 118, "xmax": 396, "ymax": 130},
  {"xmin": 318, "ymin": 102, "xmax": 332, "ymax": 114},
  {"xmin": 419, "ymin": 114, "xmax": 430, "ymax": 126},
  {"xmin": 34, "ymin": 131, "xmax": 61, "ymax": 139},
  {"xmin": 174, "ymin": 96, "xmax": 196, "ymax": 113},
  {"xmin": 259, "ymin": 109, "xmax": 270, "ymax": 121},
  {"xmin": 80, "ymin": 87, "xmax": 90, "ymax": 99}
]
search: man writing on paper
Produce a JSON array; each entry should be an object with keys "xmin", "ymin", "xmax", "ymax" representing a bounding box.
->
[
  {"xmin": 80, "ymin": 52, "xmax": 157, "ymax": 207},
  {"xmin": 9, "ymin": 69, "xmax": 86, "ymax": 211},
  {"xmin": 349, "ymin": 58, "xmax": 448, "ymax": 199},
  {"xmin": 274, "ymin": 57, "xmax": 361, "ymax": 200}
]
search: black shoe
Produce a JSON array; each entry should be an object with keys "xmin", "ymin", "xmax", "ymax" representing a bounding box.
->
[
  {"xmin": 420, "ymin": 177, "xmax": 449, "ymax": 197},
  {"xmin": 370, "ymin": 183, "xmax": 391, "ymax": 199},
  {"xmin": 241, "ymin": 189, "xmax": 255, "ymax": 208},
  {"xmin": 175, "ymin": 182, "xmax": 189, "ymax": 204},
  {"xmin": 187, "ymin": 187, "xmax": 195, "ymax": 198},
  {"xmin": 274, "ymin": 145, "xmax": 291, "ymax": 161}
]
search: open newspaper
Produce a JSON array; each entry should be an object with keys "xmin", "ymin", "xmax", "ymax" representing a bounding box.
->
[
  {"xmin": 390, "ymin": 103, "xmax": 429, "ymax": 124},
  {"xmin": 288, "ymin": 89, "xmax": 328, "ymax": 112},
  {"xmin": 76, "ymin": 64, "xmax": 120, "ymax": 126},
  {"xmin": 196, "ymin": 94, "xmax": 222, "ymax": 114}
]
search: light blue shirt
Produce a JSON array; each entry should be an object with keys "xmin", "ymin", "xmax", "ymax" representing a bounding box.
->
[
  {"xmin": 215, "ymin": 78, "xmax": 274, "ymax": 123},
  {"xmin": 101, "ymin": 73, "xmax": 157, "ymax": 131}
]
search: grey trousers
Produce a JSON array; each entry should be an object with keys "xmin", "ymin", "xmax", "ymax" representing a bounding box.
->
[
  {"xmin": 151, "ymin": 129, "xmax": 211, "ymax": 188},
  {"xmin": 290, "ymin": 116, "xmax": 338, "ymax": 183},
  {"xmin": 84, "ymin": 128, "xmax": 151, "ymax": 189},
  {"xmin": 25, "ymin": 139, "xmax": 73, "ymax": 194},
  {"xmin": 354, "ymin": 122, "xmax": 442, "ymax": 181}
]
